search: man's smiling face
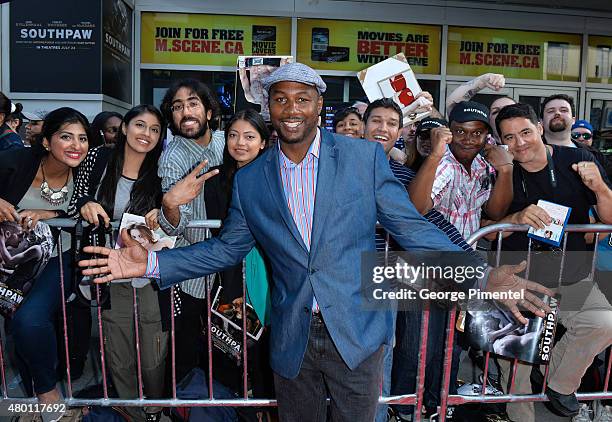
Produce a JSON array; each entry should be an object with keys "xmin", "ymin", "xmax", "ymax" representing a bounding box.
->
[
  {"xmin": 269, "ymin": 81, "xmax": 323, "ymax": 146},
  {"xmin": 364, "ymin": 107, "xmax": 401, "ymax": 155}
]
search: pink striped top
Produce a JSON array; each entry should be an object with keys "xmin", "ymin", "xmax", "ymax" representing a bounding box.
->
[
  {"xmin": 431, "ymin": 149, "xmax": 494, "ymax": 240},
  {"xmin": 278, "ymin": 129, "xmax": 321, "ymax": 250}
]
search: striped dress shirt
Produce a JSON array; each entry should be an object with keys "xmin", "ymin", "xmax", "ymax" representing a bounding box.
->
[
  {"xmin": 375, "ymin": 159, "xmax": 488, "ymax": 290},
  {"xmin": 278, "ymin": 130, "xmax": 320, "ymax": 250},
  {"xmin": 278, "ymin": 129, "xmax": 321, "ymax": 309},
  {"xmin": 375, "ymin": 160, "xmax": 474, "ymax": 252},
  {"xmin": 158, "ymin": 131, "xmax": 225, "ymax": 299},
  {"xmin": 431, "ymin": 150, "xmax": 494, "ymax": 241}
]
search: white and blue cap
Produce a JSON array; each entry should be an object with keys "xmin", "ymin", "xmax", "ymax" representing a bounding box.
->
[
  {"xmin": 571, "ymin": 119, "xmax": 593, "ymax": 133},
  {"xmin": 262, "ymin": 62, "xmax": 327, "ymax": 94}
]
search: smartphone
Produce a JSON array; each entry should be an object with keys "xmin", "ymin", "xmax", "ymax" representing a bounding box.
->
[
  {"xmin": 252, "ymin": 25, "xmax": 276, "ymax": 42},
  {"xmin": 323, "ymin": 46, "xmax": 350, "ymax": 62},
  {"xmin": 311, "ymin": 27, "xmax": 329, "ymax": 61}
]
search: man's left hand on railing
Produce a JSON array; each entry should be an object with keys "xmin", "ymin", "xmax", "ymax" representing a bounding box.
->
[{"xmin": 486, "ymin": 260, "xmax": 555, "ymax": 325}]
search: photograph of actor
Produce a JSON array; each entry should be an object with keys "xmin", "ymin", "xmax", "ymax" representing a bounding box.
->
[
  {"xmin": 466, "ymin": 307, "xmax": 538, "ymax": 361},
  {"xmin": 490, "ymin": 103, "xmax": 612, "ymax": 418},
  {"xmin": 80, "ymin": 63, "xmax": 553, "ymax": 422},
  {"xmin": 0, "ymin": 221, "xmax": 53, "ymax": 299}
]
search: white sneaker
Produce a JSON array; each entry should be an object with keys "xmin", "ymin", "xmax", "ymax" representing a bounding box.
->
[
  {"xmin": 572, "ymin": 403, "xmax": 592, "ymax": 422},
  {"xmin": 594, "ymin": 400, "xmax": 612, "ymax": 422},
  {"xmin": 457, "ymin": 382, "xmax": 504, "ymax": 396}
]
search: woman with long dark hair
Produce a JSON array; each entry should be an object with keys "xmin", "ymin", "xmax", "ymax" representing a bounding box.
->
[
  {"xmin": 0, "ymin": 107, "xmax": 89, "ymax": 417},
  {"xmin": 70, "ymin": 104, "xmax": 167, "ymax": 422}
]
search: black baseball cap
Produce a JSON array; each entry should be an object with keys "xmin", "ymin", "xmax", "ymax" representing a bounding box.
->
[
  {"xmin": 416, "ymin": 117, "xmax": 448, "ymax": 135},
  {"xmin": 449, "ymin": 101, "xmax": 490, "ymax": 129}
]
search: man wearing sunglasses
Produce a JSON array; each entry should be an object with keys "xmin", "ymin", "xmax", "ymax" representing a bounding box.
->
[{"xmin": 571, "ymin": 120, "xmax": 594, "ymax": 147}]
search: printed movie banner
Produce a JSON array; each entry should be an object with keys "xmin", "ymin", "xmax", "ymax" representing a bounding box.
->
[
  {"xmin": 141, "ymin": 12, "xmax": 291, "ymax": 66},
  {"xmin": 296, "ymin": 18, "xmax": 441, "ymax": 74},
  {"xmin": 447, "ymin": 26, "xmax": 581, "ymax": 81},
  {"xmin": 10, "ymin": 0, "xmax": 101, "ymax": 93}
]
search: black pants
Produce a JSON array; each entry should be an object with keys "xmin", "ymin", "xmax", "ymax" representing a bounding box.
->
[
  {"xmin": 273, "ymin": 313, "xmax": 384, "ymax": 422},
  {"xmin": 169, "ymin": 288, "xmax": 206, "ymax": 386}
]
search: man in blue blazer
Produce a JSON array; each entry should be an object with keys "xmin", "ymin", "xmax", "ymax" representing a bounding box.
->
[{"xmin": 81, "ymin": 63, "xmax": 552, "ymax": 422}]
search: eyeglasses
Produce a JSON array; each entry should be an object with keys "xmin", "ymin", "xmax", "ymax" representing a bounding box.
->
[
  {"xmin": 571, "ymin": 132, "xmax": 592, "ymax": 141},
  {"xmin": 171, "ymin": 99, "xmax": 202, "ymax": 113}
]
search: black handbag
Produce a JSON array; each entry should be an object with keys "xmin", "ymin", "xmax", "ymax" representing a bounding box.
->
[{"xmin": 71, "ymin": 216, "xmax": 111, "ymax": 307}]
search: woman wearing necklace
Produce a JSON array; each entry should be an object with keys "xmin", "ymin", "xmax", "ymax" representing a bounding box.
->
[
  {"xmin": 0, "ymin": 107, "xmax": 89, "ymax": 417},
  {"xmin": 69, "ymin": 104, "xmax": 167, "ymax": 422}
]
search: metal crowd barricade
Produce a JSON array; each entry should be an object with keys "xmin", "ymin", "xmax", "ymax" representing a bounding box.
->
[
  {"xmin": 428, "ymin": 223, "xmax": 612, "ymax": 422},
  {"xmin": 0, "ymin": 220, "xmax": 610, "ymax": 421}
]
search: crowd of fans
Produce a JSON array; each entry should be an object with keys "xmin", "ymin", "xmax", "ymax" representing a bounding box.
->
[{"xmin": 0, "ymin": 67, "xmax": 611, "ymax": 422}]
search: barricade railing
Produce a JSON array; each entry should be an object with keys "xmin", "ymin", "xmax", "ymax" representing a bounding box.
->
[
  {"xmin": 0, "ymin": 220, "xmax": 610, "ymax": 422},
  {"xmin": 428, "ymin": 223, "xmax": 612, "ymax": 422}
]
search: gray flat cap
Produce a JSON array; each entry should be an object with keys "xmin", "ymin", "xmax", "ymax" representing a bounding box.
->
[
  {"xmin": 262, "ymin": 62, "xmax": 327, "ymax": 94},
  {"xmin": 22, "ymin": 110, "xmax": 48, "ymax": 121}
]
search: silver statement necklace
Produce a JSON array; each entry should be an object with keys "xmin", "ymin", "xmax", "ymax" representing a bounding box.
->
[{"xmin": 40, "ymin": 160, "xmax": 70, "ymax": 206}]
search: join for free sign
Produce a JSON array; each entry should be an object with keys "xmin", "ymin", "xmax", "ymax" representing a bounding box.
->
[
  {"xmin": 296, "ymin": 18, "xmax": 441, "ymax": 74},
  {"xmin": 141, "ymin": 12, "xmax": 291, "ymax": 66},
  {"xmin": 447, "ymin": 27, "xmax": 582, "ymax": 81}
]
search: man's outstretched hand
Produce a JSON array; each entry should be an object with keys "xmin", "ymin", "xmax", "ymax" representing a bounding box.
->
[
  {"xmin": 79, "ymin": 229, "xmax": 148, "ymax": 283},
  {"xmin": 486, "ymin": 261, "xmax": 556, "ymax": 324}
]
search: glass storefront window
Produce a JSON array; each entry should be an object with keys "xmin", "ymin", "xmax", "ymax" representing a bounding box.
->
[
  {"xmin": 587, "ymin": 36, "xmax": 612, "ymax": 84},
  {"xmin": 589, "ymin": 99, "xmax": 612, "ymax": 155}
]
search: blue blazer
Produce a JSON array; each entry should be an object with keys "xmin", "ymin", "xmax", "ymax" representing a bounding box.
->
[{"xmin": 158, "ymin": 129, "xmax": 477, "ymax": 379}]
